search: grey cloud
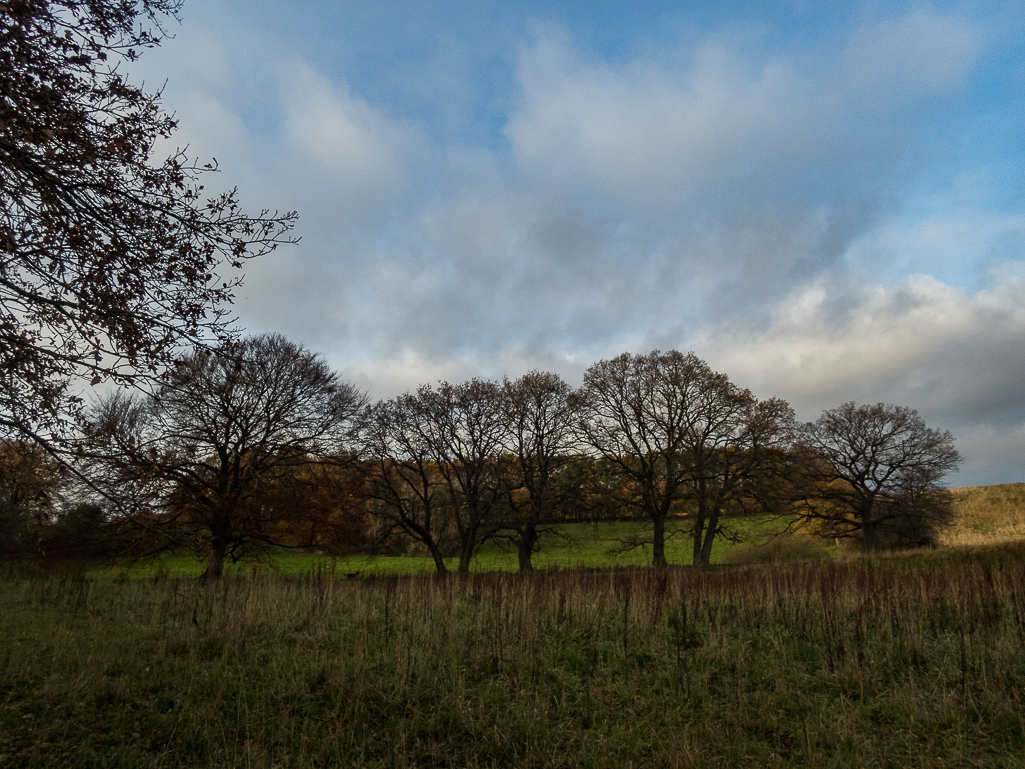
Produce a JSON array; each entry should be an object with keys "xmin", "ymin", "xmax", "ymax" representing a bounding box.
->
[{"xmin": 694, "ymin": 268, "xmax": 1025, "ymax": 485}]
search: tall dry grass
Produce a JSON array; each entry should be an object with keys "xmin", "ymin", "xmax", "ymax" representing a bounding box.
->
[
  {"xmin": 939, "ymin": 483, "xmax": 1025, "ymax": 547},
  {"xmin": 3, "ymin": 545, "xmax": 1025, "ymax": 767}
]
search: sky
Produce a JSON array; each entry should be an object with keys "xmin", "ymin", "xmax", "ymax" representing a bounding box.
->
[{"xmin": 131, "ymin": 0, "xmax": 1025, "ymax": 486}]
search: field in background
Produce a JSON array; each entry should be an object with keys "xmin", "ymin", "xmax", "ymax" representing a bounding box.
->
[{"xmin": 104, "ymin": 517, "xmax": 791, "ymax": 579}]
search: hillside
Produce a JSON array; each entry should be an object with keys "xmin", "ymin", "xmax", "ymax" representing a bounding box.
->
[{"xmin": 939, "ymin": 482, "xmax": 1025, "ymax": 546}]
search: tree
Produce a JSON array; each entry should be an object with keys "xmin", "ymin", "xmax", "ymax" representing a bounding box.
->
[
  {"xmin": 576, "ymin": 350, "xmax": 794, "ymax": 567},
  {"xmin": 681, "ymin": 394, "xmax": 796, "ymax": 566},
  {"xmin": 360, "ymin": 380, "xmax": 507, "ymax": 575},
  {"xmin": 361, "ymin": 395, "xmax": 454, "ymax": 575},
  {"xmin": 0, "ymin": 0, "xmax": 296, "ymax": 444},
  {"xmin": 419, "ymin": 379, "xmax": 507, "ymax": 574},
  {"xmin": 0, "ymin": 440, "xmax": 63, "ymax": 559},
  {"xmin": 82, "ymin": 334, "xmax": 366, "ymax": 578},
  {"xmin": 498, "ymin": 370, "xmax": 578, "ymax": 571},
  {"xmin": 797, "ymin": 402, "xmax": 961, "ymax": 549},
  {"xmin": 576, "ymin": 351, "xmax": 712, "ymax": 568}
]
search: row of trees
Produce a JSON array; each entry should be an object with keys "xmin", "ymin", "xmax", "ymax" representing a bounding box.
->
[{"xmin": 0, "ymin": 337, "xmax": 962, "ymax": 576}]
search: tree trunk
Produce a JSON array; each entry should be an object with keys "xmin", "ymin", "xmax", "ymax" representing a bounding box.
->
[
  {"xmin": 696, "ymin": 508, "xmax": 719, "ymax": 566},
  {"xmin": 457, "ymin": 533, "xmax": 474, "ymax": 574},
  {"xmin": 203, "ymin": 536, "xmax": 227, "ymax": 581},
  {"xmin": 517, "ymin": 523, "xmax": 538, "ymax": 572},
  {"xmin": 652, "ymin": 515, "xmax": 668, "ymax": 569},
  {"xmin": 691, "ymin": 508, "xmax": 706, "ymax": 566},
  {"xmin": 426, "ymin": 541, "xmax": 448, "ymax": 576},
  {"xmin": 861, "ymin": 500, "xmax": 877, "ymax": 550},
  {"xmin": 862, "ymin": 517, "xmax": 877, "ymax": 550}
]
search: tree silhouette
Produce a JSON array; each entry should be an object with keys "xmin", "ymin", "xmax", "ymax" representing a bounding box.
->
[
  {"xmin": 0, "ymin": 0, "xmax": 296, "ymax": 444},
  {"xmin": 82, "ymin": 335, "xmax": 365, "ymax": 578},
  {"xmin": 797, "ymin": 402, "xmax": 961, "ymax": 549}
]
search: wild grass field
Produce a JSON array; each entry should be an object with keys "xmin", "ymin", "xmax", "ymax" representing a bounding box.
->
[
  {"xmin": 2, "ymin": 484, "xmax": 1024, "ymax": 767},
  {"xmin": 4, "ymin": 545, "xmax": 1025, "ymax": 767},
  {"xmin": 941, "ymin": 483, "xmax": 1025, "ymax": 547}
]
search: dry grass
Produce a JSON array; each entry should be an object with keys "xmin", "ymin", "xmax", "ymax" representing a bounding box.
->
[
  {"xmin": 3, "ymin": 544, "xmax": 1025, "ymax": 767},
  {"xmin": 939, "ymin": 483, "xmax": 1025, "ymax": 547},
  {"xmin": 3, "ymin": 485, "xmax": 1025, "ymax": 767}
]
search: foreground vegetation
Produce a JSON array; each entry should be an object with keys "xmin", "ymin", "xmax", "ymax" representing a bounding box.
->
[{"xmin": 3, "ymin": 541, "xmax": 1025, "ymax": 768}]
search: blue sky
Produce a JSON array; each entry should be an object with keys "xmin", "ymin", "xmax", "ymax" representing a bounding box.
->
[{"xmin": 133, "ymin": 0, "xmax": 1025, "ymax": 485}]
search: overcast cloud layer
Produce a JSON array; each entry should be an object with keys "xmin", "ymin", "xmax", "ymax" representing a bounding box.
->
[{"xmin": 132, "ymin": 0, "xmax": 1025, "ymax": 486}]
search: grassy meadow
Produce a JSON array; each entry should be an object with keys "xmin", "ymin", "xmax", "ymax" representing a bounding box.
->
[
  {"xmin": 101, "ymin": 516, "xmax": 792, "ymax": 579},
  {"xmin": 2, "ymin": 484, "xmax": 1024, "ymax": 767},
  {"xmin": 941, "ymin": 483, "xmax": 1025, "ymax": 547}
]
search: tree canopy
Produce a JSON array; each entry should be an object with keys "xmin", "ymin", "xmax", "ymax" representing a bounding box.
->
[
  {"xmin": 576, "ymin": 350, "xmax": 795, "ymax": 567},
  {"xmin": 0, "ymin": 0, "xmax": 296, "ymax": 443},
  {"xmin": 797, "ymin": 402, "xmax": 961, "ymax": 548},
  {"xmin": 83, "ymin": 334, "xmax": 366, "ymax": 578}
]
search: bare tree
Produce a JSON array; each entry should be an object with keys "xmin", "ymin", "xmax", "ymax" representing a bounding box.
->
[
  {"xmin": 82, "ymin": 334, "xmax": 366, "ymax": 578},
  {"xmin": 361, "ymin": 396, "xmax": 454, "ymax": 575},
  {"xmin": 576, "ymin": 351, "xmax": 709, "ymax": 568},
  {"xmin": 0, "ymin": 0, "xmax": 296, "ymax": 445},
  {"xmin": 796, "ymin": 402, "xmax": 961, "ymax": 549},
  {"xmin": 360, "ymin": 380, "xmax": 507, "ymax": 574},
  {"xmin": 420, "ymin": 379, "xmax": 507, "ymax": 574},
  {"xmin": 577, "ymin": 350, "xmax": 794, "ymax": 567},
  {"xmin": 682, "ymin": 395, "xmax": 796, "ymax": 566},
  {"xmin": 499, "ymin": 370, "xmax": 578, "ymax": 571}
]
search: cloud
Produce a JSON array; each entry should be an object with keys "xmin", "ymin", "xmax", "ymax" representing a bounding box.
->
[
  {"xmin": 507, "ymin": 9, "xmax": 979, "ymax": 217},
  {"xmin": 691, "ymin": 265, "xmax": 1025, "ymax": 486},
  {"xmin": 953, "ymin": 422, "xmax": 1025, "ymax": 486},
  {"xmin": 119, "ymin": 2, "xmax": 1020, "ymax": 486},
  {"xmin": 489, "ymin": 8, "xmax": 987, "ymax": 334},
  {"xmin": 281, "ymin": 63, "xmax": 421, "ymax": 198},
  {"xmin": 838, "ymin": 9, "xmax": 980, "ymax": 97},
  {"xmin": 696, "ymin": 267, "xmax": 1025, "ymax": 427}
]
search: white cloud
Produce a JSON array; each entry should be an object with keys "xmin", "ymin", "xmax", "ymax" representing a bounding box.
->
[
  {"xmin": 844, "ymin": 210, "xmax": 1025, "ymax": 286},
  {"xmin": 348, "ymin": 348, "xmax": 480, "ymax": 399},
  {"xmin": 693, "ymin": 267, "xmax": 1025, "ymax": 486},
  {"xmin": 506, "ymin": 33, "xmax": 816, "ymax": 210},
  {"xmin": 838, "ymin": 9, "xmax": 980, "ymax": 97},
  {"xmin": 165, "ymin": 90, "xmax": 252, "ymax": 166},
  {"xmin": 281, "ymin": 63, "xmax": 417, "ymax": 190},
  {"xmin": 696, "ymin": 267, "xmax": 1025, "ymax": 423},
  {"xmin": 506, "ymin": 9, "xmax": 979, "ymax": 218}
]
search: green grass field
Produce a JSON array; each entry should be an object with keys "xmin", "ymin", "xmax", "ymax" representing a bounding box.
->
[
  {"xmin": 101, "ymin": 516, "xmax": 793, "ymax": 579},
  {"xmin": 100, "ymin": 481, "xmax": 1025, "ymax": 578}
]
